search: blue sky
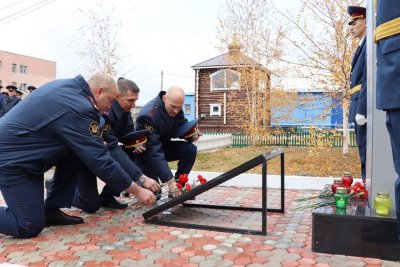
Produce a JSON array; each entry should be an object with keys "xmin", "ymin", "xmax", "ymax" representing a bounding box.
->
[{"xmin": 0, "ymin": 0, "xmax": 300, "ymax": 105}]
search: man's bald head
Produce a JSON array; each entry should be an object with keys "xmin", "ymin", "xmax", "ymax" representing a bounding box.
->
[
  {"xmin": 87, "ymin": 73, "xmax": 119, "ymax": 113},
  {"xmin": 162, "ymin": 86, "xmax": 185, "ymax": 117}
]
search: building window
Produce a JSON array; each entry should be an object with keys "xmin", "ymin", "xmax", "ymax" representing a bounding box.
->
[
  {"xmin": 184, "ymin": 104, "xmax": 191, "ymax": 114},
  {"xmin": 0, "ymin": 80, "xmax": 2, "ymax": 87},
  {"xmin": 20, "ymin": 65, "xmax": 28, "ymax": 74},
  {"xmin": 209, "ymin": 104, "xmax": 221, "ymax": 116},
  {"xmin": 19, "ymin": 83, "xmax": 27, "ymax": 92},
  {"xmin": 11, "ymin": 64, "xmax": 17, "ymax": 73},
  {"xmin": 12, "ymin": 82, "xmax": 17, "ymax": 86},
  {"xmin": 210, "ymin": 69, "xmax": 240, "ymax": 91}
]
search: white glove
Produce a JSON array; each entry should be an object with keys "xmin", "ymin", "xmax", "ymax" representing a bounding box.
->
[{"xmin": 355, "ymin": 114, "xmax": 367, "ymax": 126}]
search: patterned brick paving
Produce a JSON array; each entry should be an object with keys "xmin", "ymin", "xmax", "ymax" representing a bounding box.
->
[{"xmin": 0, "ymin": 185, "xmax": 399, "ymax": 267}]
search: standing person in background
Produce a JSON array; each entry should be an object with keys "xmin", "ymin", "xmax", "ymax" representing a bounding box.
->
[
  {"xmin": 0, "ymin": 85, "xmax": 21, "ymax": 118},
  {"xmin": 375, "ymin": 0, "xmax": 400, "ymax": 241},
  {"xmin": 347, "ymin": 6, "xmax": 367, "ymax": 184},
  {"xmin": 136, "ymin": 86, "xmax": 200, "ymax": 198},
  {"xmin": 0, "ymin": 74, "xmax": 156, "ymax": 238},
  {"xmin": 15, "ymin": 89, "xmax": 23, "ymax": 99}
]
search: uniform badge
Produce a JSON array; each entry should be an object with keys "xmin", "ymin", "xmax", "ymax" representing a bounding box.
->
[
  {"xmin": 145, "ymin": 124, "xmax": 153, "ymax": 132},
  {"xmin": 102, "ymin": 122, "xmax": 111, "ymax": 134},
  {"xmin": 89, "ymin": 121, "xmax": 99, "ymax": 136}
]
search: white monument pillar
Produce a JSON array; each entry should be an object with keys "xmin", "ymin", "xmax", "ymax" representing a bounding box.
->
[{"xmin": 366, "ymin": 0, "xmax": 397, "ymax": 209}]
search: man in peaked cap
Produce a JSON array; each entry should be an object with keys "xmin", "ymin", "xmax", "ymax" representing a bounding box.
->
[
  {"xmin": 72, "ymin": 77, "xmax": 160, "ymax": 213},
  {"xmin": 0, "ymin": 85, "xmax": 21, "ymax": 118},
  {"xmin": 136, "ymin": 86, "xmax": 201, "ymax": 198},
  {"xmin": 15, "ymin": 89, "xmax": 23, "ymax": 99},
  {"xmin": 27, "ymin": 85, "xmax": 37, "ymax": 92},
  {"xmin": 347, "ymin": 5, "xmax": 367, "ymax": 184},
  {"xmin": 375, "ymin": 0, "xmax": 400, "ymax": 241},
  {"xmin": 0, "ymin": 86, "xmax": 4, "ymax": 110}
]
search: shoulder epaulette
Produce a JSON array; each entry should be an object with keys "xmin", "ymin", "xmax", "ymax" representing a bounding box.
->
[{"xmin": 147, "ymin": 106, "xmax": 158, "ymax": 117}]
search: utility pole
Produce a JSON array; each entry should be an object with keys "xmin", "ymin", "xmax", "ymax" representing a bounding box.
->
[{"xmin": 160, "ymin": 70, "xmax": 163, "ymax": 91}]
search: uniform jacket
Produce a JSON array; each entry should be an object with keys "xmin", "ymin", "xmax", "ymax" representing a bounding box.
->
[
  {"xmin": 136, "ymin": 91, "xmax": 188, "ymax": 181},
  {"xmin": 349, "ymin": 37, "xmax": 367, "ymax": 122},
  {"xmin": 102, "ymin": 101, "xmax": 143, "ymax": 181},
  {"xmin": 376, "ymin": 0, "xmax": 400, "ymax": 110},
  {"xmin": 0, "ymin": 95, "xmax": 21, "ymax": 118},
  {"xmin": 0, "ymin": 75, "xmax": 132, "ymax": 193}
]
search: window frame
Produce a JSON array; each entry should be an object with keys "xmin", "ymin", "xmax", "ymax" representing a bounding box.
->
[
  {"xmin": 184, "ymin": 103, "xmax": 191, "ymax": 115},
  {"xmin": 209, "ymin": 69, "xmax": 241, "ymax": 91},
  {"xmin": 11, "ymin": 63, "xmax": 17, "ymax": 73},
  {"xmin": 209, "ymin": 103, "xmax": 222, "ymax": 116}
]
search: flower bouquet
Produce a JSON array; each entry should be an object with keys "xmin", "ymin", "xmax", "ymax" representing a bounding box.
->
[{"xmin": 292, "ymin": 173, "xmax": 368, "ymax": 211}]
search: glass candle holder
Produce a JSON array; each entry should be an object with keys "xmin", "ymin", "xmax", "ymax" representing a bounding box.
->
[
  {"xmin": 341, "ymin": 172, "xmax": 353, "ymax": 188},
  {"xmin": 331, "ymin": 178, "xmax": 344, "ymax": 194},
  {"xmin": 374, "ymin": 192, "xmax": 392, "ymax": 216},
  {"xmin": 335, "ymin": 187, "xmax": 349, "ymax": 209}
]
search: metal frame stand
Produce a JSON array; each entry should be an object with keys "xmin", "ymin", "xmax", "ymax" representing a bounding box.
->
[{"xmin": 142, "ymin": 149, "xmax": 285, "ymax": 236}]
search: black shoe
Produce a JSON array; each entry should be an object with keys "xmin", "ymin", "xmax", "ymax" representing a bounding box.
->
[
  {"xmin": 100, "ymin": 193, "xmax": 128, "ymax": 210},
  {"xmin": 45, "ymin": 208, "xmax": 84, "ymax": 227}
]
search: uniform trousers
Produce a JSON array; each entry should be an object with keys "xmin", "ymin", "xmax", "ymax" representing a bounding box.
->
[
  {"xmin": 140, "ymin": 140, "xmax": 197, "ymax": 183},
  {"xmin": 385, "ymin": 109, "xmax": 400, "ymax": 240},
  {"xmin": 355, "ymin": 123, "xmax": 367, "ymax": 181},
  {"xmin": 0, "ymin": 155, "xmax": 88, "ymax": 238}
]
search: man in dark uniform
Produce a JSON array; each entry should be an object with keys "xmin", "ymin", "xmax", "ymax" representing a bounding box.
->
[
  {"xmin": 27, "ymin": 85, "xmax": 37, "ymax": 93},
  {"xmin": 72, "ymin": 77, "xmax": 159, "ymax": 213},
  {"xmin": 0, "ymin": 86, "xmax": 4, "ymax": 111},
  {"xmin": 15, "ymin": 89, "xmax": 23, "ymax": 99},
  {"xmin": 0, "ymin": 85, "xmax": 21, "ymax": 118},
  {"xmin": 0, "ymin": 74, "xmax": 156, "ymax": 238},
  {"xmin": 375, "ymin": 0, "xmax": 400, "ymax": 240},
  {"xmin": 136, "ymin": 86, "xmax": 199, "ymax": 197},
  {"xmin": 348, "ymin": 6, "xmax": 367, "ymax": 184}
]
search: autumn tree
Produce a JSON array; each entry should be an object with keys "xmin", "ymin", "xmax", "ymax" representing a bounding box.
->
[
  {"xmin": 217, "ymin": 0, "xmax": 289, "ymax": 139},
  {"xmin": 77, "ymin": 0, "xmax": 122, "ymax": 77},
  {"xmin": 275, "ymin": 0, "xmax": 364, "ymax": 154}
]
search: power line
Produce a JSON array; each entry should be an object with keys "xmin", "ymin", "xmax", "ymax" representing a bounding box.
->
[
  {"xmin": 136, "ymin": 73, "xmax": 160, "ymax": 83},
  {"xmin": 0, "ymin": 0, "xmax": 56, "ymax": 26},
  {"xmin": 0, "ymin": 0, "xmax": 27, "ymax": 12}
]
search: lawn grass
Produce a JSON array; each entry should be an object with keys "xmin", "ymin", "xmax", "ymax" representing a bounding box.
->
[{"xmin": 169, "ymin": 146, "xmax": 361, "ymax": 178}]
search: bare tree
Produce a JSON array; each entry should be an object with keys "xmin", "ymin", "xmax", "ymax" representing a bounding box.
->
[
  {"xmin": 77, "ymin": 0, "xmax": 122, "ymax": 77},
  {"xmin": 217, "ymin": 0, "xmax": 288, "ymax": 138},
  {"xmin": 275, "ymin": 0, "xmax": 364, "ymax": 154}
]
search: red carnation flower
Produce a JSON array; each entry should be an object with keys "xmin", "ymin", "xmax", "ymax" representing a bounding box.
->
[{"xmin": 185, "ymin": 183, "xmax": 191, "ymax": 191}]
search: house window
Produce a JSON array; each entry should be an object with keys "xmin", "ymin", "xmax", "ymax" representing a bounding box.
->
[
  {"xmin": 12, "ymin": 82, "xmax": 17, "ymax": 86},
  {"xmin": 20, "ymin": 65, "xmax": 28, "ymax": 74},
  {"xmin": 210, "ymin": 69, "xmax": 240, "ymax": 91},
  {"xmin": 11, "ymin": 64, "xmax": 17, "ymax": 73},
  {"xmin": 209, "ymin": 104, "xmax": 221, "ymax": 116},
  {"xmin": 184, "ymin": 104, "xmax": 191, "ymax": 114},
  {"xmin": 19, "ymin": 83, "xmax": 27, "ymax": 92}
]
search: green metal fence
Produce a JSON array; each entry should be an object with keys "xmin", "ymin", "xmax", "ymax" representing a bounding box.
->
[{"xmin": 229, "ymin": 131, "xmax": 357, "ymax": 148}]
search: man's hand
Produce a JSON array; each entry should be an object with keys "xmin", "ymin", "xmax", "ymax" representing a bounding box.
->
[
  {"xmin": 167, "ymin": 178, "xmax": 181, "ymax": 198},
  {"xmin": 143, "ymin": 177, "xmax": 161, "ymax": 192},
  {"xmin": 126, "ymin": 183, "xmax": 156, "ymax": 205},
  {"xmin": 133, "ymin": 146, "xmax": 146, "ymax": 154},
  {"xmin": 355, "ymin": 114, "xmax": 367, "ymax": 126},
  {"xmin": 191, "ymin": 132, "xmax": 203, "ymax": 142}
]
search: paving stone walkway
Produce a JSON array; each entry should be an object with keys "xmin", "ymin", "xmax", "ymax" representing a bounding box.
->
[{"xmin": 0, "ymin": 184, "xmax": 399, "ymax": 267}]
